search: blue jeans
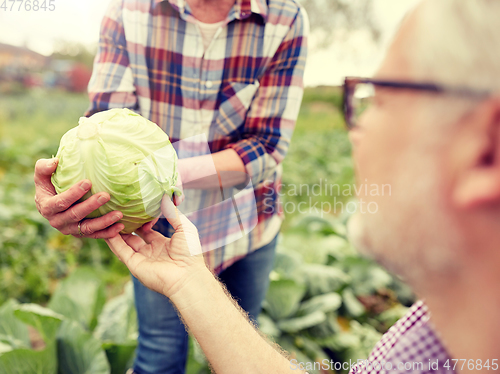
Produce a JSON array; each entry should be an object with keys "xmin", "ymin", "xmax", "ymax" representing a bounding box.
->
[{"xmin": 132, "ymin": 234, "xmax": 278, "ymax": 374}]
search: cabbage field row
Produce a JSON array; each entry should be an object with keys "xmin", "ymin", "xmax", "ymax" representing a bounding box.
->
[{"xmin": 0, "ymin": 89, "xmax": 414, "ymax": 373}]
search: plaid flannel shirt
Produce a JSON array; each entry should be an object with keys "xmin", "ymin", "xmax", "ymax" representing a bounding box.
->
[
  {"xmin": 86, "ymin": 0, "xmax": 308, "ymax": 272},
  {"xmin": 349, "ymin": 301, "xmax": 454, "ymax": 374}
]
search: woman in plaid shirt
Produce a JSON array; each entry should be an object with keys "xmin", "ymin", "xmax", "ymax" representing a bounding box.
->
[
  {"xmin": 104, "ymin": 0, "xmax": 500, "ymax": 373},
  {"xmin": 35, "ymin": 0, "xmax": 308, "ymax": 372}
]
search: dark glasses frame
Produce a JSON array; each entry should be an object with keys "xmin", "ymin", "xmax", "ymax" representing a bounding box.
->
[{"xmin": 342, "ymin": 77, "xmax": 491, "ymax": 130}]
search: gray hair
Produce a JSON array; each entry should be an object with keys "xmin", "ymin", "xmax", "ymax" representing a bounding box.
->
[{"xmin": 409, "ymin": 0, "xmax": 500, "ymax": 92}]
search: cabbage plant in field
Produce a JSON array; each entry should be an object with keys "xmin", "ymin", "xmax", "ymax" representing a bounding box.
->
[{"xmin": 52, "ymin": 108, "xmax": 181, "ymax": 233}]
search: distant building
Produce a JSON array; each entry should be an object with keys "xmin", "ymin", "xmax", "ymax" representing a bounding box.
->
[
  {"xmin": 0, "ymin": 43, "xmax": 92, "ymax": 93},
  {"xmin": 0, "ymin": 43, "xmax": 49, "ymax": 71}
]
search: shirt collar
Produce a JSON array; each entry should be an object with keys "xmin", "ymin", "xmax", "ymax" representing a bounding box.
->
[{"xmin": 155, "ymin": 0, "xmax": 268, "ymax": 23}]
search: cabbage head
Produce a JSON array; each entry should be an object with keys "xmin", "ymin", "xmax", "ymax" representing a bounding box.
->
[{"xmin": 51, "ymin": 108, "xmax": 181, "ymax": 234}]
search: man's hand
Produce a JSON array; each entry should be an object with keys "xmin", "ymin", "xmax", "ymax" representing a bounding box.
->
[
  {"xmin": 106, "ymin": 197, "xmax": 207, "ymax": 298},
  {"xmin": 34, "ymin": 158, "xmax": 124, "ymax": 238},
  {"xmin": 106, "ymin": 197, "xmax": 297, "ymax": 374}
]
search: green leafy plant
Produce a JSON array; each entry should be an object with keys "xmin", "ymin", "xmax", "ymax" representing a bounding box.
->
[
  {"xmin": 256, "ymin": 215, "xmax": 414, "ymax": 374},
  {"xmin": 1, "ymin": 89, "xmax": 415, "ymax": 373},
  {"xmin": 0, "ymin": 269, "xmax": 137, "ymax": 374},
  {"xmin": 52, "ymin": 108, "xmax": 181, "ymax": 233},
  {"xmin": 0, "ymin": 92, "xmax": 131, "ymax": 306},
  {"xmin": 186, "ymin": 215, "xmax": 414, "ymax": 374}
]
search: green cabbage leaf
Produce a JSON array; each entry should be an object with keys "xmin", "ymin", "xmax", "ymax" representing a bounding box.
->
[{"xmin": 52, "ymin": 108, "xmax": 180, "ymax": 234}]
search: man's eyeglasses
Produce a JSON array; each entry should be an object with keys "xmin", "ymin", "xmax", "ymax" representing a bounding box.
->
[{"xmin": 342, "ymin": 77, "xmax": 490, "ymax": 130}]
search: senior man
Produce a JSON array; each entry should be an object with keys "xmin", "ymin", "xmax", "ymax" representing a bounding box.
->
[
  {"xmin": 34, "ymin": 0, "xmax": 307, "ymax": 373},
  {"xmin": 106, "ymin": 0, "xmax": 500, "ymax": 373}
]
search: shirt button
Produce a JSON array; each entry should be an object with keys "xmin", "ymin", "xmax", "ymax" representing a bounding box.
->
[{"xmin": 205, "ymin": 81, "xmax": 213, "ymax": 88}]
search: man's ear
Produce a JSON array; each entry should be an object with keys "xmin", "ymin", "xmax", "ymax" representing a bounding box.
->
[{"xmin": 452, "ymin": 97, "xmax": 500, "ymax": 209}]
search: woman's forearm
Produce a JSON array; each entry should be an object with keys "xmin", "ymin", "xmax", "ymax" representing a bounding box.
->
[{"xmin": 179, "ymin": 149, "xmax": 248, "ymax": 190}]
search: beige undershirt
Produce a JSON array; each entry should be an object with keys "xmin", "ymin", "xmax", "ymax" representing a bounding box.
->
[{"xmin": 195, "ymin": 19, "xmax": 225, "ymax": 51}]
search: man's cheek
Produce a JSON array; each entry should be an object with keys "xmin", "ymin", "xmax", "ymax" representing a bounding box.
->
[
  {"xmin": 349, "ymin": 131, "xmax": 370, "ymax": 185},
  {"xmin": 349, "ymin": 122, "xmax": 395, "ymax": 199},
  {"xmin": 353, "ymin": 141, "xmax": 380, "ymax": 191}
]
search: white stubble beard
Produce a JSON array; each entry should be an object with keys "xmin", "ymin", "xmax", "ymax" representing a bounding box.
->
[{"xmin": 347, "ymin": 140, "xmax": 464, "ymax": 288}]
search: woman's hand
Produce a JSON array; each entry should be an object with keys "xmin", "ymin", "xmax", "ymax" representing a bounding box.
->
[
  {"xmin": 105, "ymin": 196, "xmax": 207, "ymax": 298},
  {"xmin": 34, "ymin": 158, "xmax": 124, "ymax": 238}
]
